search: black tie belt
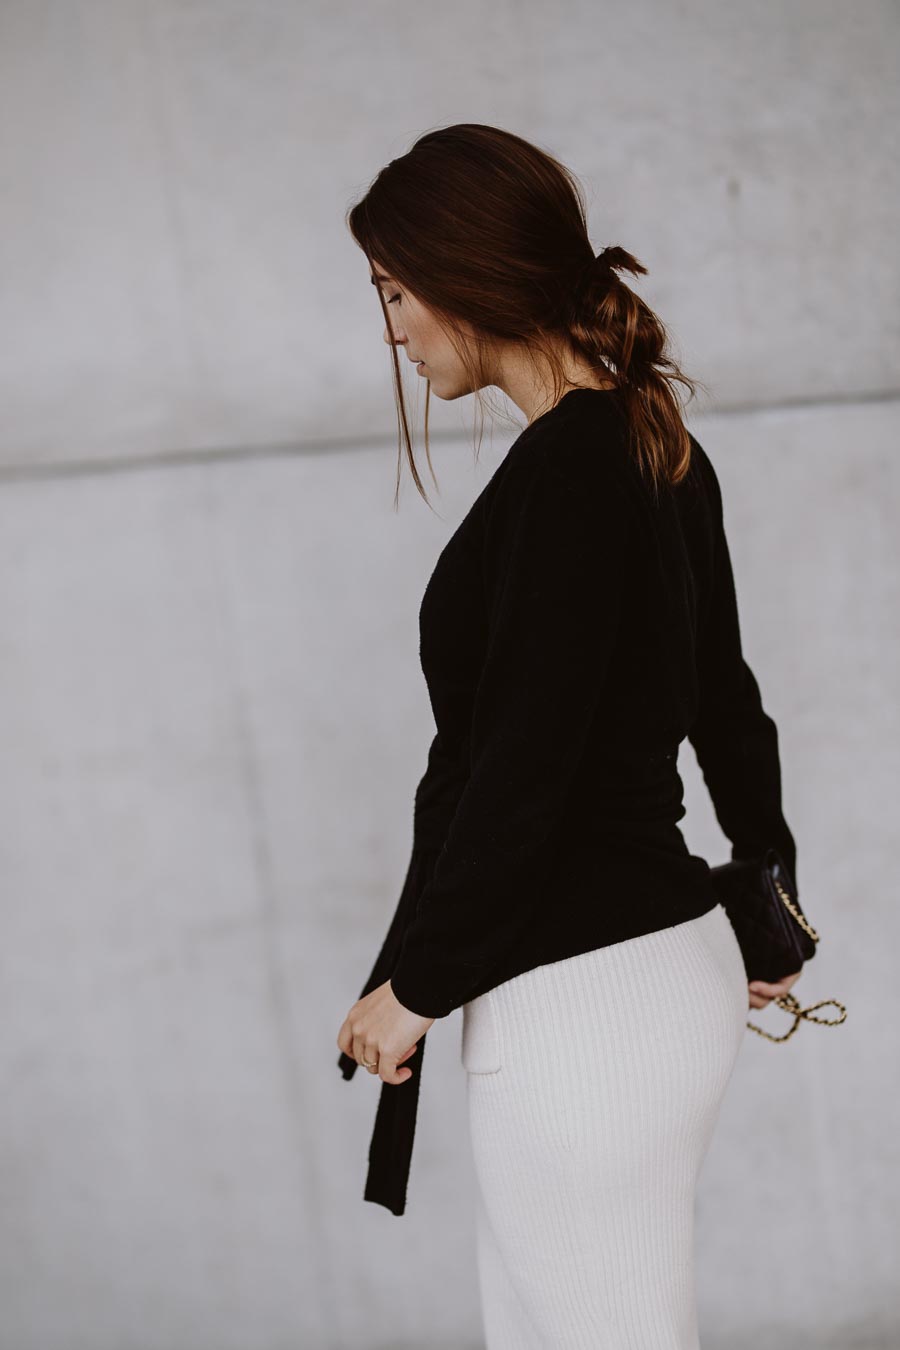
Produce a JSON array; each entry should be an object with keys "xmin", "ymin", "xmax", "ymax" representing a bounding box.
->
[{"xmin": 336, "ymin": 845, "xmax": 439, "ymax": 1216}]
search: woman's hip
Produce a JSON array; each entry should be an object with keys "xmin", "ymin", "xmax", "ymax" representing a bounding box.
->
[{"xmin": 460, "ymin": 902, "xmax": 748, "ymax": 1160}]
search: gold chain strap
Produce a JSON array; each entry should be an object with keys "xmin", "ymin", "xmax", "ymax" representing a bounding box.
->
[
  {"xmin": 745, "ymin": 874, "xmax": 847, "ymax": 1040},
  {"xmin": 772, "ymin": 875, "xmax": 820, "ymax": 943},
  {"xmin": 747, "ymin": 992, "xmax": 848, "ymax": 1041}
]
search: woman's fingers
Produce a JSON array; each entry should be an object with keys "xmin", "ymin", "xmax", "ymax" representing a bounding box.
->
[
  {"xmin": 360, "ymin": 1047, "xmax": 411, "ymax": 1085},
  {"xmin": 351, "ymin": 1030, "xmax": 378, "ymax": 1070},
  {"xmin": 338, "ymin": 982, "xmax": 434, "ymax": 1086},
  {"xmin": 381, "ymin": 1056, "xmax": 413, "ymax": 1086},
  {"xmin": 748, "ymin": 969, "xmax": 803, "ymax": 1009},
  {"xmin": 347, "ymin": 1030, "xmax": 417, "ymax": 1084},
  {"xmin": 751, "ymin": 973, "xmax": 800, "ymax": 996}
]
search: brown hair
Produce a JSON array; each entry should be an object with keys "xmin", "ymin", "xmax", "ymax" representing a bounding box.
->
[{"xmin": 346, "ymin": 122, "xmax": 708, "ymax": 509}]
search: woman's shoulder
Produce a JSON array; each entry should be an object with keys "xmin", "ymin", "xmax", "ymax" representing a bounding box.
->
[
  {"xmin": 480, "ymin": 392, "xmax": 729, "ymax": 553},
  {"xmin": 492, "ymin": 390, "xmax": 632, "ymax": 518},
  {"xmin": 672, "ymin": 432, "xmax": 725, "ymax": 536}
]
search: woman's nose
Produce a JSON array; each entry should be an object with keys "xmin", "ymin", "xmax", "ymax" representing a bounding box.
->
[{"xmin": 383, "ymin": 324, "xmax": 405, "ymax": 347}]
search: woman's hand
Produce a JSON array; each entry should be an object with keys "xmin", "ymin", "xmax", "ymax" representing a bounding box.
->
[
  {"xmin": 337, "ymin": 979, "xmax": 435, "ymax": 1084},
  {"xmin": 748, "ymin": 969, "xmax": 802, "ymax": 1010}
]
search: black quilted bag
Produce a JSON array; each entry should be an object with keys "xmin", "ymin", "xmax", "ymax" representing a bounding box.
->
[{"xmin": 709, "ymin": 847, "xmax": 847, "ymax": 1041}]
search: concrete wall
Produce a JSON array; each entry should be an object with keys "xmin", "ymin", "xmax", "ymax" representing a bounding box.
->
[{"xmin": 0, "ymin": 2, "xmax": 897, "ymax": 1348}]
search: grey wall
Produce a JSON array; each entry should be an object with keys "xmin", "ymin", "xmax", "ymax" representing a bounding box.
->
[{"xmin": 0, "ymin": 3, "xmax": 897, "ymax": 1349}]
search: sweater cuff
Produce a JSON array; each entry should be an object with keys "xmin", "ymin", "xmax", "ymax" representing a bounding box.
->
[{"xmin": 389, "ymin": 931, "xmax": 489, "ymax": 1020}]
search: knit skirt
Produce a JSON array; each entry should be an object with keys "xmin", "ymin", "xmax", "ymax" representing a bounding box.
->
[{"xmin": 461, "ymin": 901, "xmax": 748, "ymax": 1350}]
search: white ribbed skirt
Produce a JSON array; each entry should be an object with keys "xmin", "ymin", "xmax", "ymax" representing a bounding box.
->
[{"xmin": 460, "ymin": 902, "xmax": 748, "ymax": 1350}]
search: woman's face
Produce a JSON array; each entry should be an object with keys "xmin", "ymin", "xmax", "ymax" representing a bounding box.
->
[{"xmin": 370, "ymin": 261, "xmax": 476, "ymax": 401}]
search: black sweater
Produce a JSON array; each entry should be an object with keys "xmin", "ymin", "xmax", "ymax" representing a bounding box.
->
[{"xmin": 337, "ymin": 386, "xmax": 797, "ymax": 1216}]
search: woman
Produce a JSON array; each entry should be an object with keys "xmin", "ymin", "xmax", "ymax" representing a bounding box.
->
[{"xmin": 336, "ymin": 123, "xmax": 801, "ymax": 1349}]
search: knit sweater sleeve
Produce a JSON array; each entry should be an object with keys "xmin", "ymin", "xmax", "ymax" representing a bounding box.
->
[
  {"xmin": 411, "ymin": 730, "xmax": 470, "ymax": 851},
  {"xmin": 687, "ymin": 450, "xmax": 798, "ymax": 891},
  {"xmin": 334, "ymin": 731, "xmax": 465, "ymax": 1079},
  {"xmin": 387, "ymin": 451, "xmax": 631, "ymax": 1019},
  {"xmin": 341, "ymin": 731, "xmax": 469, "ymax": 1016}
]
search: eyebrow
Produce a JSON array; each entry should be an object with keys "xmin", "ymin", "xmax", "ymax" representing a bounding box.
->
[{"xmin": 370, "ymin": 272, "xmax": 392, "ymax": 285}]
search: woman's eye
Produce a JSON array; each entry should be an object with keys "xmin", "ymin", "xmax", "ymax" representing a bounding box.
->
[{"xmin": 388, "ymin": 293, "xmax": 401, "ymax": 305}]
